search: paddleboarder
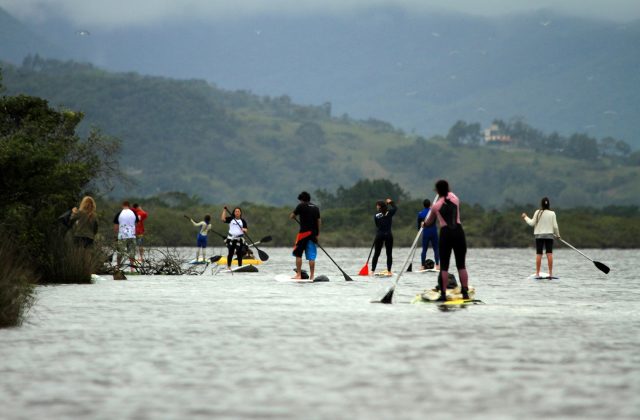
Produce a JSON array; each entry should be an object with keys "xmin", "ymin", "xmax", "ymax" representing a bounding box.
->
[
  {"xmin": 521, "ymin": 197, "xmax": 560, "ymax": 278},
  {"xmin": 423, "ymin": 180, "xmax": 470, "ymax": 301},
  {"xmin": 371, "ymin": 198, "xmax": 397, "ymax": 275},
  {"xmin": 221, "ymin": 206, "xmax": 248, "ymax": 271},
  {"xmin": 290, "ymin": 191, "xmax": 321, "ymax": 280},
  {"xmin": 418, "ymin": 198, "xmax": 440, "ymax": 270},
  {"xmin": 188, "ymin": 214, "xmax": 212, "ymax": 262}
]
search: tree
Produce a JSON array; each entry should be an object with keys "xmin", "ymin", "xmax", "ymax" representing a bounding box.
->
[
  {"xmin": 564, "ymin": 133, "xmax": 598, "ymax": 160},
  {"xmin": 318, "ymin": 179, "xmax": 410, "ymax": 209},
  {"xmin": 446, "ymin": 120, "xmax": 482, "ymax": 146},
  {"xmin": 0, "ymin": 93, "xmax": 120, "ymax": 277}
]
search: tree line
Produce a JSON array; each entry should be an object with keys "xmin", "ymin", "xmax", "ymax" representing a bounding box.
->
[{"xmin": 446, "ymin": 118, "xmax": 639, "ymax": 165}]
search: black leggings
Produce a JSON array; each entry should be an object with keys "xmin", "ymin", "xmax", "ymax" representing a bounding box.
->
[
  {"xmin": 372, "ymin": 232, "xmax": 393, "ymax": 272},
  {"xmin": 439, "ymin": 225, "xmax": 466, "ymax": 271},
  {"xmin": 226, "ymin": 239, "xmax": 244, "ymax": 267}
]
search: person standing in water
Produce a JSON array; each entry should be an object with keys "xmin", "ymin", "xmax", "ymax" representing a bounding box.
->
[
  {"xmin": 132, "ymin": 203, "xmax": 148, "ymax": 262},
  {"xmin": 187, "ymin": 214, "xmax": 212, "ymax": 262},
  {"xmin": 113, "ymin": 201, "xmax": 139, "ymax": 271},
  {"xmin": 221, "ymin": 206, "xmax": 248, "ymax": 270},
  {"xmin": 521, "ymin": 197, "xmax": 560, "ymax": 278},
  {"xmin": 371, "ymin": 198, "xmax": 397, "ymax": 275},
  {"xmin": 69, "ymin": 195, "xmax": 98, "ymax": 248},
  {"xmin": 417, "ymin": 198, "xmax": 440, "ymax": 270},
  {"xmin": 290, "ymin": 191, "xmax": 321, "ymax": 280},
  {"xmin": 422, "ymin": 180, "xmax": 469, "ymax": 301}
]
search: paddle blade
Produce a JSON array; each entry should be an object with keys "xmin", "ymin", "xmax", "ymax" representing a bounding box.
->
[
  {"xmin": 343, "ymin": 272, "xmax": 354, "ymax": 282},
  {"xmin": 260, "ymin": 235, "xmax": 273, "ymax": 243},
  {"xmin": 257, "ymin": 248, "xmax": 270, "ymax": 261},
  {"xmin": 209, "ymin": 255, "xmax": 221, "ymax": 263},
  {"xmin": 407, "ymin": 263, "xmax": 413, "ymax": 272},
  {"xmin": 378, "ymin": 286, "xmax": 395, "ymax": 304},
  {"xmin": 358, "ymin": 264, "xmax": 369, "ymax": 276},
  {"xmin": 594, "ymin": 261, "xmax": 610, "ymax": 274}
]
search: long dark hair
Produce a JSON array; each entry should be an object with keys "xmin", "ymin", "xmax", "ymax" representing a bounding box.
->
[
  {"xmin": 540, "ymin": 197, "xmax": 550, "ymax": 210},
  {"xmin": 534, "ymin": 197, "xmax": 551, "ymax": 226},
  {"xmin": 435, "ymin": 179, "xmax": 450, "ymax": 197}
]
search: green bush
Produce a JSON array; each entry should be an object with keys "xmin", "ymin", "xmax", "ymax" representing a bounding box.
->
[{"xmin": 0, "ymin": 234, "xmax": 37, "ymax": 328}]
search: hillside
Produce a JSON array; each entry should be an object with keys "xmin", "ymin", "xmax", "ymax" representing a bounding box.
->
[
  {"xmin": 2, "ymin": 58, "xmax": 639, "ymax": 207},
  {"xmin": 3, "ymin": 7, "xmax": 639, "ymax": 148}
]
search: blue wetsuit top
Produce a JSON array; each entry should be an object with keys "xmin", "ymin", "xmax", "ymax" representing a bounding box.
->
[{"xmin": 418, "ymin": 208, "xmax": 438, "ymax": 232}]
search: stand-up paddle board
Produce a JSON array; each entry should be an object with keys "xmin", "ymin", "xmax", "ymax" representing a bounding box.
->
[
  {"xmin": 221, "ymin": 264, "xmax": 259, "ymax": 273},
  {"xmin": 373, "ymin": 271, "xmax": 393, "ymax": 278},
  {"xmin": 415, "ymin": 268, "xmax": 439, "ymax": 273},
  {"xmin": 528, "ymin": 272, "xmax": 559, "ymax": 280},
  {"xmin": 275, "ymin": 274, "xmax": 329, "ymax": 283},
  {"xmin": 411, "ymin": 295, "xmax": 483, "ymax": 305}
]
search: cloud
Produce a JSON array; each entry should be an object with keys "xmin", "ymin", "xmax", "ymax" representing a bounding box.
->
[{"xmin": 1, "ymin": 0, "xmax": 639, "ymax": 27}]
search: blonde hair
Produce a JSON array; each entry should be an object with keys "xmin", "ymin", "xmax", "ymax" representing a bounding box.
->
[{"xmin": 79, "ymin": 196, "xmax": 97, "ymax": 220}]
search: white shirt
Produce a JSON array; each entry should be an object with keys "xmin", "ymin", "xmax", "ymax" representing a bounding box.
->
[
  {"xmin": 117, "ymin": 208, "xmax": 137, "ymax": 239},
  {"xmin": 228, "ymin": 218, "xmax": 245, "ymax": 237},
  {"xmin": 525, "ymin": 209, "xmax": 560, "ymax": 237}
]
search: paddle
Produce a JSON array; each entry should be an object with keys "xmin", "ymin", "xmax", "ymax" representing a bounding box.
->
[
  {"xmin": 374, "ymin": 226, "xmax": 424, "ymax": 304},
  {"xmin": 223, "ymin": 207, "xmax": 269, "ymax": 261},
  {"xmin": 358, "ymin": 240, "xmax": 376, "ymax": 276},
  {"xmin": 558, "ymin": 237, "xmax": 610, "ymax": 274},
  {"xmin": 183, "ymin": 215, "xmax": 227, "ymax": 240},
  {"xmin": 252, "ymin": 235, "xmax": 272, "ymax": 246},
  {"xmin": 293, "ymin": 217, "xmax": 353, "ymax": 281},
  {"xmin": 407, "ymin": 245, "xmax": 418, "ymax": 272}
]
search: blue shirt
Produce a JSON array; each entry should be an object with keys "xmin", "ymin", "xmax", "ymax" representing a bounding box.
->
[{"xmin": 418, "ymin": 208, "xmax": 437, "ymax": 233}]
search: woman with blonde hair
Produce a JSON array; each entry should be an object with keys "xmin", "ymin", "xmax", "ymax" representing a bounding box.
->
[{"xmin": 70, "ymin": 195, "xmax": 99, "ymax": 247}]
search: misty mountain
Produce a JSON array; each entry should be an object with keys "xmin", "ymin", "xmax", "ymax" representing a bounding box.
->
[
  {"xmin": 2, "ymin": 7, "xmax": 639, "ymax": 148},
  {"xmin": 2, "ymin": 58, "xmax": 639, "ymax": 208}
]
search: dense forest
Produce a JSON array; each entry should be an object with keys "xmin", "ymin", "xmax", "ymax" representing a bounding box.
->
[
  {"xmin": 93, "ymin": 180, "xmax": 640, "ymax": 249},
  {"xmin": 2, "ymin": 57, "xmax": 640, "ymax": 208}
]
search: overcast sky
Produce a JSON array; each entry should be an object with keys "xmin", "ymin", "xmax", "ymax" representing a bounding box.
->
[{"xmin": 2, "ymin": 0, "xmax": 639, "ymax": 27}]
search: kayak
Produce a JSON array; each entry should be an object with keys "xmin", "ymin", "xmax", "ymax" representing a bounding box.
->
[
  {"xmin": 216, "ymin": 257, "xmax": 262, "ymax": 266},
  {"xmin": 414, "ymin": 286, "xmax": 476, "ymax": 302}
]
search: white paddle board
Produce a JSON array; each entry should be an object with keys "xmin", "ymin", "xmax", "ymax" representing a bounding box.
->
[
  {"xmin": 528, "ymin": 272, "xmax": 559, "ymax": 280},
  {"xmin": 275, "ymin": 274, "xmax": 314, "ymax": 283}
]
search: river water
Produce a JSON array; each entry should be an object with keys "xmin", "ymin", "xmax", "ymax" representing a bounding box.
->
[{"xmin": 1, "ymin": 247, "xmax": 638, "ymax": 419}]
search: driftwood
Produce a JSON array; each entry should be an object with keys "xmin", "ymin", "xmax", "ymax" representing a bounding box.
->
[{"xmin": 98, "ymin": 247, "xmax": 209, "ymax": 276}]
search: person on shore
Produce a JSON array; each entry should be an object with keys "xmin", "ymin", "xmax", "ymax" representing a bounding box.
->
[
  {"xmin": 132, "ymin": 203, "xmax": 148, "ymax": 262},
  {"xmin": 371, "ymin": 198, "xmax": 397, "ymax": 275},
  {"xmin": 187, "ymin": 215, "xmax": 212, "ymax": 262},
  {"xmin": 113, "ymin": 201, "xmax": 138, "ymax": 271},
  {"xmin": 521, "ymin": 197, "xmax": 560, "ymax": 278},
  {"xmin": 422, "ymin": 180, "xmax": 470, "ymax": 301},
  {"xmin": 221, "ymin": 207, "xmax": 248, "ymax": 270},
  {"xmin": 289, "ymin": 191, "xmax": 321, "ymax": 280},
  {"xmin": 418, "ymin": 198, "xmax": 440, "ymax": 270},
  {"xmin": 69, "ymin": 195, "xmax": 98, "ymax": 248}
]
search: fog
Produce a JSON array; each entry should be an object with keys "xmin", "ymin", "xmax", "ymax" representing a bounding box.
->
[{"xmin": 1, "ymin": 0, "xmax": 639, "ymax": 27}]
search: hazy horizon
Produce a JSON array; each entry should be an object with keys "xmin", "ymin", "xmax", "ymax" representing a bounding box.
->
[{"xmin": 2, "ymin": 0, "xmax": 639, "ymax": 28}]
